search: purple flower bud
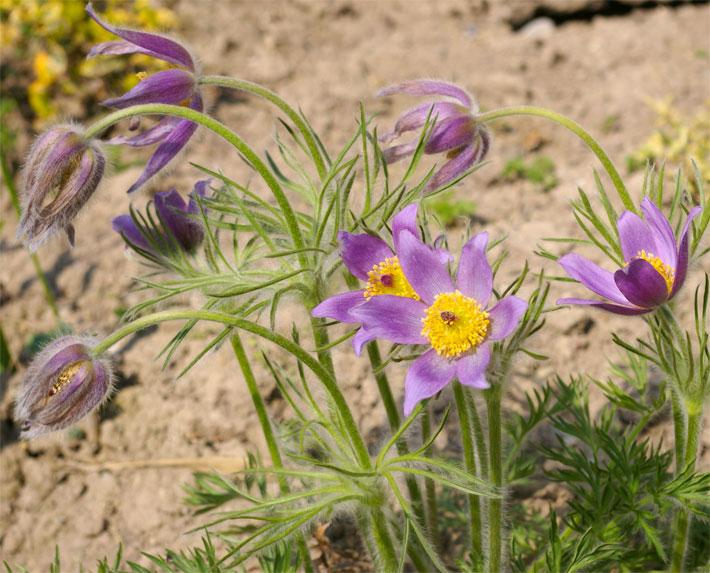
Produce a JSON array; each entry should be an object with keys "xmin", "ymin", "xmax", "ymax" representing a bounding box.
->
[
  {"xmin": 112, "ymin": 179, "xmax": 209, "ymax": 255},
  {"xmin": 86, "ymin": 3, "xmax": 202, "ymax": 194},
  {"xmin": 377, "ymin": 80, "xmax": 491, "ymax": 194},
  {"xmin": 17, "ymin": 125, "xmax": 106, "ymax": 251},
  {"xmin": 14, "ymin": 335, "xmax": 114, "ymax": 439}
]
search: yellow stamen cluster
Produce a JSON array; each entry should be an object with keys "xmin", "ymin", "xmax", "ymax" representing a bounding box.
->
[
  {"xmin": 421, "ymin": 290, "xmax": 490, "ymax": 358},
  {"xmin": 48, "ymin": 362, "xmax": 84, "ymax": 397},
  {"xmin": 136, "ymin": 71, "xmax": 149, "ymax": 81},
  {"xmin": 630, "ymin": 250, "xmax": 675, "ymax": 294},
  {"xmin": 364, "ymin": 257, "xmax": 420, "ymax": 301}
]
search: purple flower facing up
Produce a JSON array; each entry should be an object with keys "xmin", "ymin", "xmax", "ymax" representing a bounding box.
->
[
  {"xmin": 86, "ymin": 2, "xmax": 203, "ymax": 194},
  {"xmin": 112, "ymin": 179, "xmax": 209, "ymax": 255},
  {"xmin": 557, "ymin": 198, "xmax": 702, "ymax": 315},
  {"xmin": 377, "ymin": 80, "xmax": 491, "ymax": 194},
  {"xmin": 17, "ymin": 124, "xmax": 106, "ymax": 251},
  {"xmin": 349, "ymin": 230, "xmax": 527, "ymax": 415},
  {"xmin": 14, "ymin": 335, "xmax": 114, "ymax": 439}
]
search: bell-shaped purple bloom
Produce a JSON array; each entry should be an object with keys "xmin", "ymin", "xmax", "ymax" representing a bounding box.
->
[
  {"xmin": 349, "ymin": 230, "xmax": 527, "ymax": 415},
  {"xmin": 17, "ymin": 124, "xmax": 106, "ymax": 251},
  {"xmin": 86, "ymin": 3, "xmax": 202, "ymax": 194},
  {"xmin": 377, "ymin": 80, "xmax": 491, "ymax": 194},
  {"xmin": 557, "ymin": 198, "xmax": 702, "ymax": 315},
  {"xmin": 112, "ymin": 179, "xmax": 209, "ymax": 255},
  {"xmin": 14, "ymin": 335, "xmax": 114, "ymax": 439}
]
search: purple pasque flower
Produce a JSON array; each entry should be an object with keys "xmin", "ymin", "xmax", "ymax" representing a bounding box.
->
[
  {"xmin": 86, "ymin": 2, "xmax": 202, "ymax": 194},
  {"xmin": 377, "ymin": 80, "xmax": 491, "ymax": 194},
  {"xmin": 14, "ymin": 335, "xmax": 114, "ymax": 439},
  {"xmin": 350, "ymin": 230, "xmax": 527, "ymax": 415},
  {"xmin": 112, "ymin": 179, "xmax": 209, "ymax": 255},
  {"xmin": 557, "ymin": 197, "xmax": 702, "ymax": 315},
  {"xmin": 17, "ymin": 124, "xmax": 106, "ymax": 251}
]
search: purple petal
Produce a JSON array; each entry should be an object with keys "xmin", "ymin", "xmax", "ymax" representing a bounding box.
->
[
  {"xmin": 614, "ymin": 258, "xmax": 669, "ymax": 309},
  {"xmin": 382, "ymin": 140, "xmax": 419, "ymax": 164},
  {"xmin": 436, "ymin": 248, "xmax": 454, "ymax": 265},
  {"xmin": 377, "ymin": 80, "xmax": 473, "ymax": 109},
  {"xmin": 455, "ymin": 343, "xmax": 491, "ymax": 388},
  {"xmin": 379, "ymin": 102, "xmax": 465, "ymax": 143},
  {"xmin": 102, "ymin": 69, "xmax": 195, "ymax": 109},
  {"xmin": 154, "ymin": 189, "xmax": 203, "ymax": 250},
  {"xmin": 487, "ymin": 296, "xmax": 527, "ymax": 340},
  {"xmin": 392, "ymin": 204, "xmax": 419, "ymax": 251},
  {"xmin": 640, "ymin": 197, "xmax": 677, "ymax": 269},
  {"xmin": 311, "ymin": 290, "xmax": 367, "ymax": 323},
  {"xmin": 352, "ymin": 328, "xmax": 376, "ymax": 356},
  {"xmin": 398, "ymin": 230, "xmax": 455, "ymax": 305},
  {"xmin": 349, "ymin": 295, "xmax": 428, "ymax": 345},
  {"xmin": 424, "ymin": 116, "xmax": 476, "ymax": 155},
  {"xmin": 457, "ymin": 232, "xmax": 492, "ymax": 307},
  {"xmin": 112, "ymin": 215, "xmax": 151, "ymax": 251},
  {"xmin": 618, "ymin": 210, "xmax": 655, "ymax": 263},
  {"xmin": 126, "ymin": 94, "xmax": 202, "ymax": 194},
  {"xmin": 109, "ymin": 117, "xmax": 180, "ymax": 147},
  {"xmin": 422, "ymin": 142, "xmax": 476, "ymax": 194},
  {"xmin": 88, "ymin": 40, "xmax": 160, "ymax": 60},
  {"xmin": 556, "ymin": 297, "xmax": 651, "ymax": 315},
  {"xmin": 337, "ymin": 231, "xmax": 393, "ymax": 281},
  {"xmin": 671, "ymin": 206, "xmax": 702, "ymax": 298},
  {"xmin": 404, "ymin": 349, "xmax": 456, "ymax": 415},
  {"xmin": 86, "ymin": 3, "xmax": 194, "ymax": 70},
  {"xmin": 557, "ymin": 253, "xmax": 629, "ymax": 305}
]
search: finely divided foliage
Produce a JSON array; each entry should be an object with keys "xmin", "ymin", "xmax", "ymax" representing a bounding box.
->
[{"xmin": 8, "ymin": 3, "xmax": 709, "ymax": 572}]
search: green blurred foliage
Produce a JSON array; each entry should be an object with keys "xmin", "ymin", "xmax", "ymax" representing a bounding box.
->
[
  {"xmin": 425, "ymin": 190, "xmax": 476, "ymax": 227},
  {"xmin": 0, "ymin": 0, "xmax": 177, "ymax": 129},
  {"xmin": 502, "ymin": 155, "xmax": 558, "ymax": 192},
  {"xmin": 626, "ymin": 97, "xmax": 710, "ymax": 195}
]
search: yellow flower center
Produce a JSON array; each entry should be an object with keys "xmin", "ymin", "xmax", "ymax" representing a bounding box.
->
[
  {"xmin": 48, "ymin": 361, "xmax": 84, "ymax": 398},
  {"xmin": 364, "ymin": 257, "xmax": 420, "ymax": 301},
  {"xmin": 421, "ymin": 290, "xmax": 490, "ymax": 358},
  {"xmin": 629, "ymin": 250, "xmax": 675, "ymax": 294}
]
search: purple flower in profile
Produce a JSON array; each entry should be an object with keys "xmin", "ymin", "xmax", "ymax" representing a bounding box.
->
[
  {"xmin": 377, "ymin": 80, "xmax": 491, "ymax": 194},
  {"xmin": 17, "ymin": 124, "xmax": 106, "ymax": 251},
  {"xmin": 14, "ymin": 335, "xmax": 114, "ymax": 439},
  {"xmin": 350, "ymin": 230, "xmax": 527, "ymax": 415},
  {"xmin": 112, "ymin": 180, "xmax": 209, "ymax": 255},
  {"xmin": 86, "ymin": 2, "xmax": 203, "ymax": 194},
  {"xmin": 557, "ymin": 198, "xmax": 702, "ymax": 315}
]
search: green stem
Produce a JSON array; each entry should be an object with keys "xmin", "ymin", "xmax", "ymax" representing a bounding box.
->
[
  {"xmin": 477, "ymin": 106, "xmax": 634, "ymax": 213},
  {"xmin": 199, "ymin": 76, "xmax": 327, "ymax": 179},
  {"xmin": 229, "ymin": 334, "xmax": 313, "ymax": 573},
  {"xmin": 453, "ymin": 383, "xmax": 482, "ymax": 559},
  {"xmin": 421, "ymin": 403, "xmax": 441, "ymax": 554},
  {"xmin": 2, "ymin": 151, "xmax": 60, "ymax": 323},
  {"xmin": 91, "ymin": 309, "xmax": 371, "ymax": 468},
  {"xmin": 485, "ymin": 384, "xmax": 504, "ymax": 573},
  {"xmin": 470, "ymin": 389, "xmax": 489, "ymax": 481},
  {"xmin": 84, "ymin": 104, "xmax": 307, "ymax": 269}
]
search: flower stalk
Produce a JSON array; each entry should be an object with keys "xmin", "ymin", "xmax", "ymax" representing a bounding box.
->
[{"xmin": 485, "ymin": 382, "xmax": 504, "ymax": 573}]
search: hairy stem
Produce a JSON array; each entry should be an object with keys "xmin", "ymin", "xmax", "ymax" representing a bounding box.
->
[
  {"xmin": 477, "ymin": 106, "xmax": 633, "ymax": 213},
  {"xmin": 486, "ymin": 383, "xmax": 504, "ymax": 573},
  {"xmin": 421, "ymin": 404, "xmax": 441, "ymax": 554},
  {"xmin": 454, "ymin": 383, "xmax": 482, "ymax": 559}
]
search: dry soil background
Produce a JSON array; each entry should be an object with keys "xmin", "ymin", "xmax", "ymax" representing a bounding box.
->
[{"xmin": 1, "ymin": 0, "xmax": 709, "ymax": 571}]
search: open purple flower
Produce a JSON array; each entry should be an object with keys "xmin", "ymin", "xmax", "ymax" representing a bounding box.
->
[
  {"xmin": 17, "ymin": 124, "xmax": 106, "ymax": 251},
  {"xmin": 86, "ymin": 3, "xmax": 202, "ymax": 194},
  {"xmin": 312, "ymin": 204, "xmax": 428, "ymax": 355},
  {"xmin": 14, "ymin": 335, "xmax": 114, "ymax": 439},
  {"xmin": 350, "ymin": 230, "xmax": 527, "ymax": 415},
  {"xmin": 557, "ymin": 198, "xmax": 702, "ymax": 315},
  {"xmin": 112, "ymin": 180, "xmax": 209, "ymax": 255},
  {"xmin": 377, "ymin": 80, "xmax": 491, "ymax": 194}
]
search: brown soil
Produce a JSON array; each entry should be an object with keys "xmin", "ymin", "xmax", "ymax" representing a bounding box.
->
[{"xmin": 1, "ymin": 1, "xmax": 709, "ymax": 570}]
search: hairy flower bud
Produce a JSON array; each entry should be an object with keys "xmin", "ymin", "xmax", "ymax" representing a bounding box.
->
[
  {"xmin": 17, "ymin": 125, "xmax": 106, "ymax": 251},
  {"xmin": 14, "ymin": 335, "xmax": 114, "ymax": 439}
]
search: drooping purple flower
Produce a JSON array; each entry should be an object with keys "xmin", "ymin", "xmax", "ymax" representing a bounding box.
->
[
  {"xmin": 557, "ymin": 198, "xmax": 702, "ymax": 315},
  {"xmin": 17, "ymin": 124, "xmax": 106, "ymax": 251},
  {"xmin": 112, "ymin": 179, "xmax": 209, "ymax": 255},
  {"xmin": 377, "ymin": 80, "xmax": 491, "ymax": 194},
  {"xmin": 86, "ymin": 2, "xmax": 202, "ymax": 194},
  {"xmin": 350, "ymin": 230, "xmax": 527, "ymax": 415},
  {"xmin": 14, "ymin": 335, "xmax": 114, "ymax": 439}
]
